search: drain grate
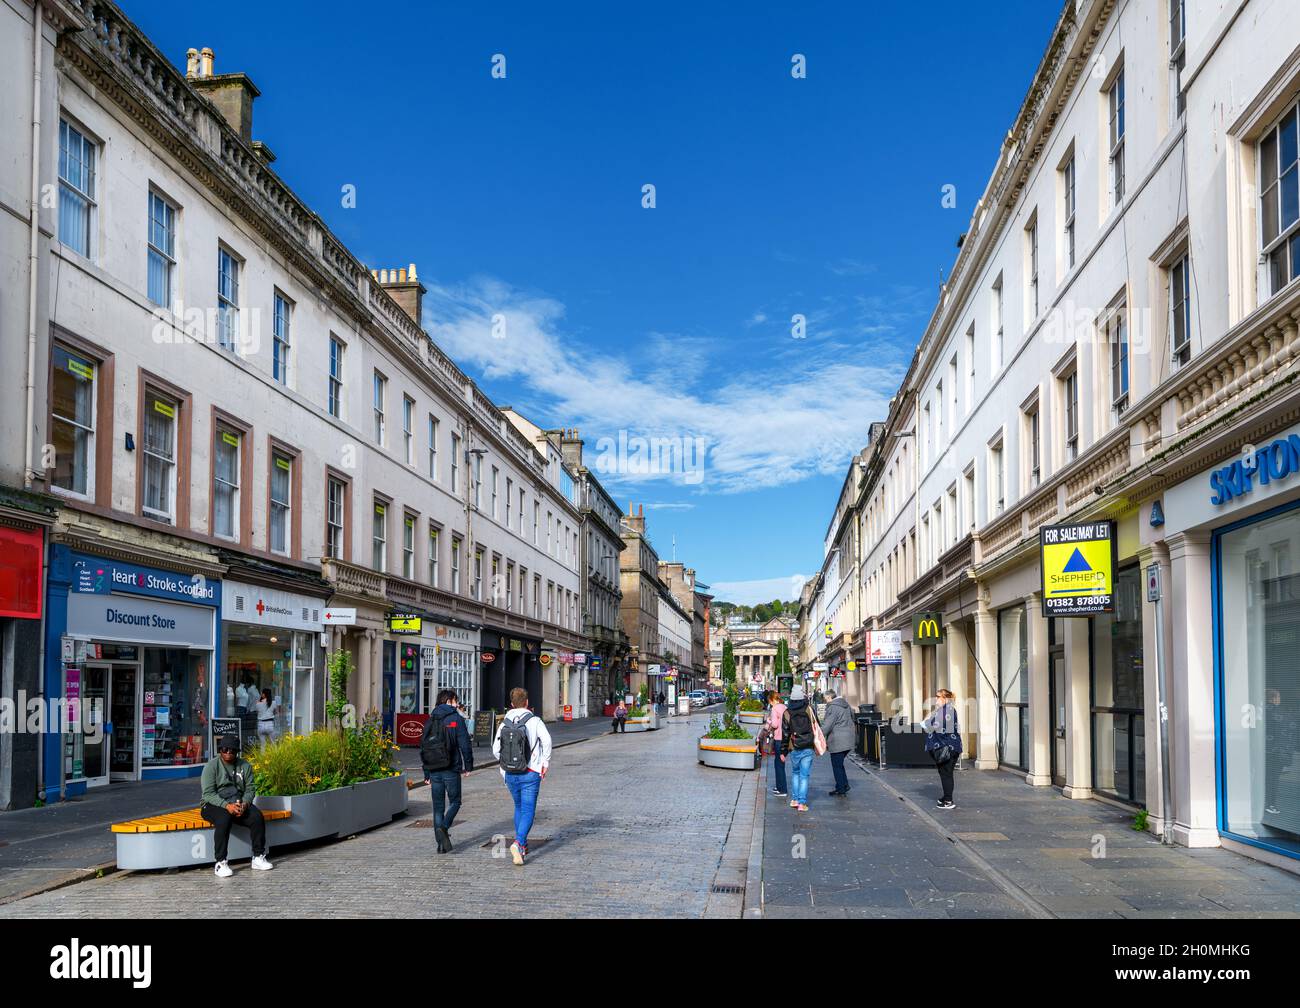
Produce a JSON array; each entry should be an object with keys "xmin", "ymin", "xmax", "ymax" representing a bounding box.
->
[{"xmin": 710, "ymin": 883, "xmax": 743, "ymax": 895}]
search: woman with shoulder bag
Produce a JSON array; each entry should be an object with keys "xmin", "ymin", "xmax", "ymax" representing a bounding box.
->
[
  {"xmin": 781, "ymin": 687, "xmax": 821, "ymax": 812},
  {"xmin": 922, "ymin": 689, "xmax": 962, "ymax": 809}
]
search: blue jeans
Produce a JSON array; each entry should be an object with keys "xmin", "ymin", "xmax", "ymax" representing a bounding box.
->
[
  {"xmin": 772, "ymin": 738, "xmax": 787, "ymax": 793},
  {"xmin": 427, "ymin": 769, "xmax": 462, "ymax": 831},
  {"xmin": 504, "ymin": 770, "xmax": 541, "ymax": 849},
  {"xmin": 789, "ymin": 748, "xmax": 814, "ymax": 804}
]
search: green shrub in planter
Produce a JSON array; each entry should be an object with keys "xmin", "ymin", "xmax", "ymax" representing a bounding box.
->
[
  {"xmin": 247, "ymin": 715, "xmax": 401, "ymax": 797},
  {"xmin": 738, "ymin": 698, "xmax": 764, "ymax": 712}
]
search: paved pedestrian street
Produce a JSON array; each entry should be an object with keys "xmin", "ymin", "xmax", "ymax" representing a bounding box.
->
[
  {"xmin": 5, "ymin": 711, "xmax": 1300, "ymax": 920},
  {"xmin": 0, "ymin": 712, "xmax": 755, "ymax": 919}
]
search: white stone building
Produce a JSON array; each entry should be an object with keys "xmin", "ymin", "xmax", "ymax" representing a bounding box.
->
[{"xmin": 2, "ymin": 0, "xmax": 587, "ymax": 804}]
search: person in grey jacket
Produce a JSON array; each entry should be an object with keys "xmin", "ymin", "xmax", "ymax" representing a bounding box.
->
[
  {"xmin": 200, "ymin": 734, "xmax": 273, "ymax": 877},
  {"xmin": 821, "ymin": 690, "xmax": 855, "ymax": 797}
]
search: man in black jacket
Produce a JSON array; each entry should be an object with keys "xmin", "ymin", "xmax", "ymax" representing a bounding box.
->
[{"xmin": 420, "ymin": 690, "xmax": 474, "ymax": 853}]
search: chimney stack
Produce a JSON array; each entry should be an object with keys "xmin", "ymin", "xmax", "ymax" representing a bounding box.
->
[
  {"xmin": 559, "ymin": 427, "xmax": 584, "ymax": 469},
  {"xmin": 624, "ymin": 504, "xmax": 646, "ymax": 535},
  {"xmin": 371, "ymin": 263, "xmax": 425, "ymax": 325},
  {"xmin": 187, "ymin": 46, "xmax": 262, "ymax": 147}
]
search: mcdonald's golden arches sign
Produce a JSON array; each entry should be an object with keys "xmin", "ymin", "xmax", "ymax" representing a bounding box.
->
[{"xmin": 911, "ymin": 611, "xmax": 944, "ymax": 644}]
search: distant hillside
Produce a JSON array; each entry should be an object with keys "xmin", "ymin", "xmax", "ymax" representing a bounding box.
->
[{"xmin": 711, "ymin": 599, "xmax": 799, "ymax": 624}]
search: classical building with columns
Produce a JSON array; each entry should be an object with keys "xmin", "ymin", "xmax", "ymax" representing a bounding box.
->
[
  {"xmin": 823, "ymin": 0, "xmax": 1300, "ymax": 871},
  {"xmin": 4, "ymin": 0, "xmax": 587, "ymax": 805}
]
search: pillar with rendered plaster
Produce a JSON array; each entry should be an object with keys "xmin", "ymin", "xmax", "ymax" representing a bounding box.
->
[
  {"xmin": 946, "ymin": 620, "xmax": 972, "ymax": 758},
  {"xmin": 974, "ymin": 606, "xmax": 999, "ymax": 769},
  {"xmin": 1063, "ymin": 616, "xmax": 1093, "ymax": 799},
  {"xmin": 1026, "ymin": 593, "xmax": 1052, "ymax": 786},
  {"xmin": 1167, "ymin": 532, "xmax": 1220, "ymax": 848},
  {"xmin": 899, "ymin": 641, "xmax": 915, "ymax": 723},
  {"xmin": 1138, "ymin": 543, "xmax": 1172, "ymax": 836},
  {"xmin": 354, "ymin": 630, "xmax": 372, "ymax": 723}
]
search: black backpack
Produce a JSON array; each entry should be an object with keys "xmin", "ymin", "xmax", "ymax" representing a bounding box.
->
[
  {"xmin": 788, "ymin": 707, "xmax": 815, "ymax": 750},
  {"xmin": 498, "ymin": 711, "xmax": 534, "ymax": 774},
  {"xmin": 420, "ymin": 711, "xmax": 453, "ymax": 772}
]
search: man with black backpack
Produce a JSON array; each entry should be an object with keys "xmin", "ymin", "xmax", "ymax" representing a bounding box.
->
[
  {"xmin": 492, "ymin": 686, "xmax": 552, "ymax": 865},
  {"xmin": 420, "ymin": 689, "xmax": 474, "ymax": 853}
]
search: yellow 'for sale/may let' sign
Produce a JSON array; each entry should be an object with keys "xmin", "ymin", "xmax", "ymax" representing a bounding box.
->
[{"xmin": 1039, "ymin": 521, "xmax": 1115, "ymax": 616}]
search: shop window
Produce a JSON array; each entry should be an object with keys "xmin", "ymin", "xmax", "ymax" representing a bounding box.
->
[
  {"xmin": 998, "ymin": 603, "xmax": 1029, "ymax": 770},
  {"xmin": 1219, "ymin": 507, "xmax": 1300, "ymax": 857},
  {"xmin": 51, "ymin": 344, "xmax": 96, "ymax": 498},
  {"xmin": 1090, "ymin": 565, "xmax": 1145, "ymax": 804},
  {"xmin": 142, "ymin": 648, "xmax": 209, "ymax": 768},
  {"xmin": 223, "ymin": 625, "xmax": 311, "ymax": 740}
]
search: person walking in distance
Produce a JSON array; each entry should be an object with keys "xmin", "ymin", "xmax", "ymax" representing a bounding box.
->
[
  {"xmin": 782, "ymin": 686, "xmax": 819, "ymax": 812},
  {"xmin": 923, "ymin": 689, "xmax": 963, "ymax": 809},
  {"xmin": 419, "ymin": 689, "xmax": 474, "ymax": 853},
  {"xmin": 766, "ymin": 689, "xmax": 788, "ymax": 798},
  {"xmin": 200, "ymin": 734, "xmax": 273, "ymax": 877},
  {"xmin": 820, "ymin": 689, "xmax": 855, "ymax": 797},
  {"xmin": 493, "ymin": 687, "xmax": 553, "ymax": 865}
]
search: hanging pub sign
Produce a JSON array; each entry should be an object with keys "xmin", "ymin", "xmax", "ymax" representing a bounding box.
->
[
  {"xmin": 1039, "ymin": 520, "xmax": 1116, "ymax": 616},
  {"xmin": 912, "ymin": 611, "xmax": 945, "ymax": 644}
]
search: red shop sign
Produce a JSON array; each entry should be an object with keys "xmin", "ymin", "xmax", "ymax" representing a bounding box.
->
[
  {"xmin": 395, "ymin": 713, "xmax": 428, "ymax": 747},
  {"xmin": 0, "ymin": 526, "xmax": 43, "ymax": 619},
  {"xmin": 481, "ymin": 651, "xmax": 496, "ymax": 663}
]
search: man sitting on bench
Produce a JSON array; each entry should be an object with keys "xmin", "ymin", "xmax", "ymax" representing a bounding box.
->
[{"xmin": 200, "ymin": 733, "xmax": 274, "ymax": 878}]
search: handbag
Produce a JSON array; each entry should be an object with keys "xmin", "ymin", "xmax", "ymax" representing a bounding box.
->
[
  {"xmin": 811, "ymin": 711, "xmax": 828, "ymax": 757},
  {"xmin": 931, "ymin": 743, "xmax": 954, "ymax": 765}
]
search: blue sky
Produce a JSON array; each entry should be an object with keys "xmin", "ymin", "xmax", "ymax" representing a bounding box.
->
[{"xmin": 127, "ymin": 0, "xmax": 1061, "ymax": 604}]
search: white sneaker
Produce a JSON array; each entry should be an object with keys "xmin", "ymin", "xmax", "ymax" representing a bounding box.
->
[
  {"xmin": 251, "ymin": 854, "xmax": 274, "ymax": 871},
  {"xmin": 214, "ymin": 860, "xmax": 233, "ymax": 878},
  {"xmin": 510, "ymin": 842, "xmax": 524, "ymax": 866}
]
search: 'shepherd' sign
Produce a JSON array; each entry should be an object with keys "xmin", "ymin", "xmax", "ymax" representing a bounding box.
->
[{"xmin": 1039, "ymin": 521, "xmax": 1116, "ymax": 616}]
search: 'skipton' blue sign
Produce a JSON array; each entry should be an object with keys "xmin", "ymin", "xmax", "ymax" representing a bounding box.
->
[{"xmin": 1210, "ymin": 436, "xmax": 1300, "ymax": 505}]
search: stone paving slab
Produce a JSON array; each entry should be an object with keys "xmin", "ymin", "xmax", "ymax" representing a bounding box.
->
[
  {"xmin": 864, "ymin": 760, "xmax": 1300, "ymax": 918},
  {"xmin": 0, "ymin": 714, "xmax": 615, "ymax": 905},
  {"xmin": 757, "ymin": 750, "xmax": 1033, "ymax": 919},
  {"xmin": 0, "ymin": 711, "xmax": 752, "ymax": 919}
]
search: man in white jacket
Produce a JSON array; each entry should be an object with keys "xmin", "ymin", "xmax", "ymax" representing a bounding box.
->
[{"xmin": 491, "ymin": 686, "xmax": 553, "ymax": 865}]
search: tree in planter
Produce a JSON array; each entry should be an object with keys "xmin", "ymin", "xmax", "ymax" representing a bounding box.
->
[
  {"xmin": 703, "ymin": 638, "xmax": 748, "ymax": 739},
  {"xmin": 324, "ymin": 647, "xmax": 356, "ymax": 732}
]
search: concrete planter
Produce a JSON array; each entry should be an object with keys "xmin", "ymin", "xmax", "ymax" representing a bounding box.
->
[
  {"xmin": 623, "ymin": 716, "xmax": 652, "ymax": 733},
  {"xmin": 256, "ymin": 773, "xmax": 408, "ymax": 842},
  {"xmin": 698, "ymin": 735, "xmax": 759, "ymax": 770},
  {"xmin": 738, "ymin": 710, "xmax": 766, "ymax": 725}
]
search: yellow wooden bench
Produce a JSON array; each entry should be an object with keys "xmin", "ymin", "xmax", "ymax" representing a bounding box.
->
[{"xmin": 112, "ymin": 807, "xmax": 291, "ymax": 834}]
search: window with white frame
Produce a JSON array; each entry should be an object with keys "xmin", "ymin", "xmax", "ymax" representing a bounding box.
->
[
  {"xmin": 473, "ymin": 454, "xmax": 482, "ymax": 510},
  {"xmin": 58, "ymin": 118, "xmax": 96, "ymax": 257},
  {"xmin": 533, "ymin": 501, "xmax": 539, "ymax": 545},
  {"xmin": 451, "ymin": 537, "xmax": 462, "ymax": 593},
  {"xmin": 474, "ymin": 548, "xmax": 484, "ymax": 600},
  {"xmin": 492, "ymin": 466, "xmax": 499, "ymax": 519},
  {"xmin": 966, "ymin": 324, "xmax": 976, "ymax": 408},
  {"xmin": 947, "ymin": 485, "xmax": 958, "ymax": 544},
  {"xmin": 429, "ymin": 525, "xmax": 440, "ymax": 586},
  {"xmin": 990, "ymin": 437, "xmax": 1005, "ymax": 516},
  {"xmin": 217, "ymin": 247, "xmax": 241, "ymax": 352},
  {"xmin": 519, "ymin": 488, "xmax": 526, "ymax": 535},
  {"xmin": 1062, "ymin": 154, "xmax": 1077, "ymax": 270},
  {"xmin": 428, "ymin": 415, "xmax": 438, "ymax": 478},
  {"xmin": 1026, "ymin": 217, "xmax": 1039, "ymax": 319},
  {"xmin": 272, "ymin": 292, "xmax": 292, "ymax": 386},
  {"xmin": 51, "ymin": 345, "xmax": 96, "ymax": 498},
  {"xmin": 963, "ymin": 464, "xmax": 976, "ymax": 531},
  {"xmin": 451, "ymin": 433, "xmax": 461, "ymax": 492},
  {"xmin": 520, "ymin": 567, "xmax": 528, "ymax": 614},
  {"xmin": 328, "ymin": 336, "xmax": 344, "ymax": 418},
  {"xmin": 403, "ymin": 514, "xmax": 416, "ymax": 579},
  {"xmin": 1170, "ymin": 0, "xmax": 1186, "ymax": 118},
  {"xmin": 372, "ymin": 501, "xmax": 388, "ymax": 572},
  {"xmin": 948, "ymin": 357, "xmax": 958, "ymax": 434},
  {"xmin": 935, "ymin": 381, "xmax": 944, "ymax": 448},
  {"xmin": 1260, "ymin": 101, "xmax": 1300, "ymax": 299},
  {"xmin": 1108, "ymin": 67, "xmax": 1126, "ymax": 207},
  {"xmin": 326, "ymin": 478, "xmax": 346, "ymax": 559},
  {"xmin": 534, "ymin": 574, "xmax": 541, "ymax": 618},
  {"xmin": 403, "ymin": 396, "xmax": 414, "ymax": 465},
  {"xmin": 142, "ymin": 393, "xmax": 177, "ymax": 523},
  {"xmin": 992, "ymin": 274, "xmax": 1005, "ymax": 368},
  {"xmin": 1023, "ymin": 399, "xmax": 1041, "ymax": 490},
  {"xmin": 506, "ymin": 477, "xmax": 513, "ymax": 527},
  {"xmin": 506, "ymin": 561, "xmax": 514, "ymax": 610},
  {"xmin": 373, "ymin": 372, "xmax": 386, "ymax": 445},
  {"xmin": 147, "ymin": 191, "xmax": 176, "ymax": 308},
  {"xmin": 1170, "ymin": 253, "xmax": 1192, "ymax": 367},
  {"xmin": 213, "ymin": 428, "xmax": 241, "ymax": 540},
  {"xmin": 1108, "ymin": 304, "xmax": 1130, "ymax": 415},
  {"xmin": 491, "ymin": 554, "xmax": 500, "ymax": 605},
  {"xmin": 1063, "ymin": 366, "xmax": 1080, "ymax": 461},
  {"xmin": 270, "ymin": 452, "xmax": 291, "ymax": 555}
]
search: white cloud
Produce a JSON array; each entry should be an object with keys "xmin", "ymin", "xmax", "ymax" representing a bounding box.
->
[
  {"xmin": 423, "ymin": 277, "xmax": 906, "ymax": 494},
  {"xmin": 710, "ymin": 574, "xmax": 810, "ymax": 606},
  {"xmin": 644, "ymin": 502, "xmax": 695, "ymax": 511}
]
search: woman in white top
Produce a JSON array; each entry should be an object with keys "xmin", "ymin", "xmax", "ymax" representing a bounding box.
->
[{"xmin": 255, "ymin": 688, "xmax": 278, "ymax": 740}]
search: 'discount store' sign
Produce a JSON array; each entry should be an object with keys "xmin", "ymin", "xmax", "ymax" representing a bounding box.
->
[{"xmin": 1209, "ymin": 435, "xmax": 1300, "ymax": 506}]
